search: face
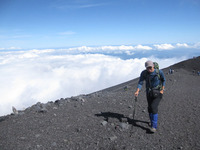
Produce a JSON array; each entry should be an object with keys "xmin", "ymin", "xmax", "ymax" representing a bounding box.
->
[{"xmin": 146, "ymin": 66, "xmax": 154, "ymax": 73}]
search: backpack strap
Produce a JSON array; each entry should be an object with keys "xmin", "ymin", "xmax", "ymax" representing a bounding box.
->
[
  {"xmin": 145, "ymin": 69, "xmax": 162, "ymax": 90},
  {"xmin": 155, "ymin": 69, "xmax": 162, "ymax": 90},
  {"xmin": 155, "ymin": 69, "xmax": 160, "ymax": 80}
]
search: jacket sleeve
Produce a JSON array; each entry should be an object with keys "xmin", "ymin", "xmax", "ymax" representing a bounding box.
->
[{"xmin": 137, "ymin": 70, "xmax": 146, "ymax": 90}]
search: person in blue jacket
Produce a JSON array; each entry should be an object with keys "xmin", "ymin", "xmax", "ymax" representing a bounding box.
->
[{"xmin": 135, "ymin": 60, "xmax": 166, "ymax": 133}]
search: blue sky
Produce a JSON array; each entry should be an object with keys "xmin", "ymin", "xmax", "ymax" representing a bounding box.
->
[{"xmin": 0, "ymin": 0, "xmax": 200, "ymax": 49}]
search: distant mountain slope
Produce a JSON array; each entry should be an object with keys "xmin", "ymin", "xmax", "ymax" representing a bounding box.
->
[
  {"xmin": 170, "ymin": 56, "xmax": 200, "ymax": 71},
  {"xmin": 0, "ymin": 56, "xmax": 200, "ymax": 150}
]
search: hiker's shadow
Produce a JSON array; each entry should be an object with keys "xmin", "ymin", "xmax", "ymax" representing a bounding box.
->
[{"xmin": 95, "ymin": 112, "xmax": 152, "ymax": 134}]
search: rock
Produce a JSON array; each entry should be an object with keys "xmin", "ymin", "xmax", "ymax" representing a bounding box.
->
[
  {"xmin": 101, "ymin": 121, "xmax": 108, "ymax": 126},
  {"xmin": 12, "ymin": 106, "xmax": 18, "ymax": 115},
  {"xmin": 121, "ymin": 117, "xmax": 128, "ymax": 122},
  {"xmin": 54, "ymin": 100, "xmax": 60, "ymax": 104},
  {"xmin": 19, "ymin": 137, "xmax": 26, "ymax": 140},
  {"xmin": 53, "ymin": 107, "xmax": 58, "ymax": 109},
  {"xmin": 76, "ymin": 128, "xmax": 82, "ymax": 132},
  {"xmin": 35, "ymin": 134, "xmax": 40, "ymax": 138},
  {"xmin": 18, "ymin": 111, "xmax": 25, "ymax": 115},
  {"xmin": 178, "ymin": 146, "xmax": 183, "ymax": 149},
  {"xmin": 119, "ymin": 123, "xmax": 129, "ymax": 130},
  {"xmin": 52, "ymin": 142, "xmax": 57, "ymax": 147},
  {"xmin": 63, "ymin": 139, "xmax": 68, "ymax": 143},
  {"xmin": 71, "ymin": 95, "xmax": 86, "ymax": 102},
  {"xmin": 109, "ymin": 135, "xmax": 117, "ymax": 141},
  {"xmin": 124, "ymin": 86, "xmax": 128, "ymax": 91},
  {"xmin": 111, "ymin": 123, "xmax": 115, "ymax": 126},
  {"xmin": 34, "ymin": 102, "xmax": 48, "ymax": 113}
]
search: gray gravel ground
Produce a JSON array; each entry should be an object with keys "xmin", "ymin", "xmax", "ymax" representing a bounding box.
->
[{"xmin": 0, "ymin": 57, "xmax": 200, "ymax": 150}]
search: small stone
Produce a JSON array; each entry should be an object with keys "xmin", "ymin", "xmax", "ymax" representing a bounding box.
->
[
  {"xmin": 111, "ymin": 123, "xmax": 115, "ymax": 126},
  {"xmin": 76, "ymin": 128, "xmax": 82, "ymax": 132},
  {"xmin": 178, "ymin": 146, "xmax": 183, "ymax": 149},
  {"xmin": 20, "ymin": 137, "xmax": 26, "ymax": 140},
  {"xmin": 101, "ymin": 121, "xmax": 108, "ymax": 126},
  {"xmin": 12, "ymin": 106, "xmax": 18, "ymax": 115},
  {"xmin": 35, "ymin": 134, "xmax": 40, "ymax": 138},
  {"xmin": 109, "ymin": 135, "xmax": 117, "ymax": 141},
  {"xmin": 36, "ymin": 145, "xmax": 41, "ymax": 148},
  {"xmin": 52, "ymin": 142, "xmax": 57, "ymax": 147},
  {"xmin": 120, "ymin": 123, "xmax": 129, "ymax": 130},
  {"xmin": 121, "ymin": 118, "xmax": 128, "ymax": 122},
  {"xmin": 18, "ymin": 111, "xmax": 25, "ymax": 115},
  {"xmin": 124, "ymin": 86, "xmax": 128, "ymax": 91},
  {"xmin": 35, "ymin": 102, "xmax": 48, "ymax": 113},
  {"xmin": 40, "ymin": 107, "xmax": 47, "ymax": 112}
]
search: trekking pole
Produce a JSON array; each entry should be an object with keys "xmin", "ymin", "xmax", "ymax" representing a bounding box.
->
[
  {"xmin": 130, "ymin": 96, "xmax": 138, "ymax": 137},
  {"xmin": 133, "ymin": 96, "xmax": 138, "ymax": 121}
]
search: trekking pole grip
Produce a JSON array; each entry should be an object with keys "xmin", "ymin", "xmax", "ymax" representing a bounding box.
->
[{"xmin": 135, "ymin": 96, "xmax": 138, "ymax": 102}]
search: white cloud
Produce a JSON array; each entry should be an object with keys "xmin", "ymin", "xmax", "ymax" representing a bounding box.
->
[
  {"xmin": 101, "ymin": 45, "xmax": 135, "ymax": 51},
  {"xmin": 67, "ymin": 45, "xmax": 152, "ymax": 52},
  {"xmin": 154, "ymin": 44, "xmax": 175, "ymax": 50},
  {"xmin": 193, "ymin": 42, "xmax": 200, "ymax": 48},
  {"xmin": 176, "ymin": 43, "xmax": 189, "ymax": 48},
  {"xmin": 0, "ymin": 43, "xmax": 196, "ymax": 116},
  {"xmin": 0, "ymin": 47, "xmax": 21, "ymax": 50},
  {"xmin": 134, "ymin": 44, "xmax": 152, "ymax": 50},
  {"xmin": 68, "ymin": 45, "xmax": 133, "ymax": 51},
  {"xmin": 58, "ymin": 31, "xmax": 76, "ymax": 35},
  {"xmin": 53, "ymin": 2, "xmax": 107, "ymax": 10},
  {"xmin": 68, "ymin": 46, "xmax": 95, "ymax": 52},
  {"xmin": 78, "ymin": 3, "xmax": 106, "ymax": 8}
]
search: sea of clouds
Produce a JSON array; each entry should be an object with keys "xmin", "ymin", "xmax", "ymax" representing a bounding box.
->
[{"xmin": 0, "ymin": 43, "xmax": 200, "ymax": 116}]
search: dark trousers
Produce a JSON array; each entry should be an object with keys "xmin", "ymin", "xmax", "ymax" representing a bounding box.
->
[{"xmin": 147, "ymin": 93, "xmax": 162, "ymax": 114}]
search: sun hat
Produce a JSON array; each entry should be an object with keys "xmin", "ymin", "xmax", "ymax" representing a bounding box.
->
[{"xmin": 145, "ymin": 60, "xmax": 154, "ymax": 68}]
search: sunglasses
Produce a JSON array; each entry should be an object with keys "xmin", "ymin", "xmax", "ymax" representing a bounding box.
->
[{"xmin": 147, "ymin": 67, "xmax": 153, "ymax": 70}]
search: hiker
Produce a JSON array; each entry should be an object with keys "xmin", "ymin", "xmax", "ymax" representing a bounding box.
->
[
  {"xmin": 197, "ymin": 71, "xmax": 200, "ymax": 76},
  {"xmin": 134, "ymin": 60, "xmax": 166, "ymax": 133},
  {"xmin": 192, "ymin": 70, "xmax": 196, "ymax": 75},
  {"xmin": 169, "ymin": 68, "xmax": 173, "ymax": 74}
]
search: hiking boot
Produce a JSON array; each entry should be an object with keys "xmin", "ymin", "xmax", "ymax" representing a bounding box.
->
[{"xmin": 150, "ymin": 127, "xmax": 156, "ymax": 133}]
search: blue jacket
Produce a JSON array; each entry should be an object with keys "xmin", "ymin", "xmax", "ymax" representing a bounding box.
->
[{"xmin": 137, "ymin": 69, "xmax": 166, "ymax": 92}]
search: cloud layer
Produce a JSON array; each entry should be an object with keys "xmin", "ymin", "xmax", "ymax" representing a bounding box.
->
[{"xmin": 0, "ymin": 43, "xmax": 199, "ymax": 116}]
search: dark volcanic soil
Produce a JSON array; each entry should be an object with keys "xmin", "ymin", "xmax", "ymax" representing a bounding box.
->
[{"xmin": 0, "ymin": 57, "xmax": 200, "ymax": 150}]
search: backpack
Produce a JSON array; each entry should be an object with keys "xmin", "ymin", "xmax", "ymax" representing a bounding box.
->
[
  {"xmin": 153, "ymin": 62, "xmax": 160, "ymax": 79},
  {"xmin": 153, "ymin": 62, "xmax": 159, "ymax": 69}
]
